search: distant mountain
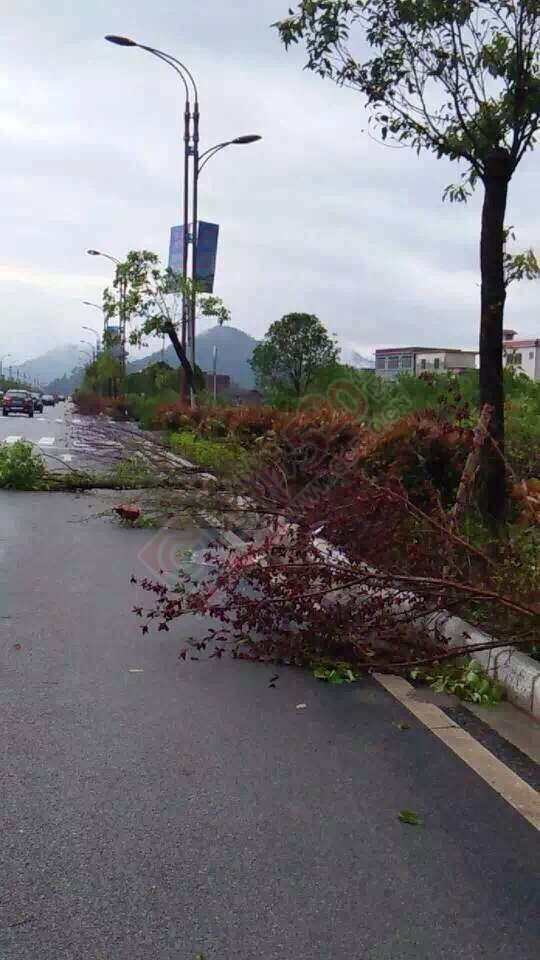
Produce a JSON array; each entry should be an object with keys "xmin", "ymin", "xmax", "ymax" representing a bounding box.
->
[
  {"xmin": 46, "ymin": 367, "xmax": 85, "ymax": 396},
  {"xmin": 130, "ymin": 325, "xmax": 259, "ymax": 388},
  {"xmin": 16, "ymin": 343, "xmax": 85, "ymax": 387},
  {"xmin": 340, "ymin": 345, "xmax": 375, "ymax": 369},
  {"xmin": 18, "ymin": 329, "xmax": 373, "ymax": 394}
]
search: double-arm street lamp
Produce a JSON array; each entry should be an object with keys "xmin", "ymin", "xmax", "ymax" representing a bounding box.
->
[
  {"xmin": 0, "ymin": 353, "xmax": 11, "ymax": 378},
  {"xmin": 105, "ymin": 34, "xmax": 261, "ymax": 395},
  {"xmin": 86, "ymin": 249, "xmax": 127, "ymax": 376},
  {"xmin": 80, "ymin": 338, "xmax": 96, "ymax": 361},
  {"xmin": 82, "ymin": 326, "xmax": 101, "ymax": 353},
  {"xmin": 81, "ymin": 311, "xmax": 102, "ymax": 354}
]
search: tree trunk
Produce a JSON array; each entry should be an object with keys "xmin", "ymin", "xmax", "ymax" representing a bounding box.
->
[
  {"xmin": 165, "ymin": 322, "xmax": 194, "ymax": 396},
  {"xmin": 478, "ymin": 148, "xmax": 512, "ymax": 526}
]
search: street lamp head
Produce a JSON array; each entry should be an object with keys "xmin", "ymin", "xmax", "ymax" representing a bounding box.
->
[
  {"xmin": 87, "ymin": 249, "xmax": 101, "ymax": 256},
  {"xmin": 105, "ymin": 34, "xmax": 137, "ymax": 47},
  {"xmin": 232, "ymin": 135, "xmax": 262, "ymax": 145}
]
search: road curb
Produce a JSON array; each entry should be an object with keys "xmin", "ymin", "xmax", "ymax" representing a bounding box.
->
[
  {"xmin": 218, "ymin": 527, "xmax": 540, "ymax": 718},
  {"xmin": 424, "ymin": 613, "xmax": 540, "ymax": 718}
]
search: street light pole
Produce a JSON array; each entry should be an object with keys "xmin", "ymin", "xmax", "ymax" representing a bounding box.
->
[
  {"xmin": 104, "ymin": 35, "xmax": 261, "ymax": 403},
  {"xmin": 86, "ymin": 249, "xmax": 126, "ymax": 381},
  {"xmin": 82, "ymin": 324, "xmax": 101, "ymax": 354},
  {"xmin": 80, "ymin": 339, "xmax": 96, "ymax": 361},
  {"xmin": 105, "ymin": 36, "xmax": 195, "ymax": 396},
  {"xmin": 83, "ymin": 301, "xmax": 106, "ymax": 344},
  {"xmin": 0, "ymin": 353, "xmax": 11, "ymax": 378},
  {"xmin": 212, "ymin": 344, "xmax": 218, "ymax": 403}
]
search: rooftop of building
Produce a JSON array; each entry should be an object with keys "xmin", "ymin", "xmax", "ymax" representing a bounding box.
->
[
  {"xmin": 503, "ymin": 338, "xmax": 539, "ymax": 348},
  {"xmin": 375, "ymin": 346, "xmax": 477, "ymax": 355}
]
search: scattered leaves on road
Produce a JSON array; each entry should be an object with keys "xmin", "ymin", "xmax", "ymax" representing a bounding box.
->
[
  {"xmin": 8, "ymin": 913, "xmax": 35, "ymax": 928},
  {"xmin": 394, "ymin": 721, "xmax": 410, "ymax": 731},
  {"xmin": 398, "ymin": 808, "xmax": 422, "ymax": 826}
]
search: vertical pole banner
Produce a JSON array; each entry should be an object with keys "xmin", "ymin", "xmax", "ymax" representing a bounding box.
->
[
  {"xmin": 168, "ymin": 224, "xmax": 185, "ymax": 273},
  {"xmin": 195, "ymin": 221, "xmax": 219, "ymax": 293},
  {"xmin": 168, "ymin": 222, "xmax": 219, "ymax": 293}
]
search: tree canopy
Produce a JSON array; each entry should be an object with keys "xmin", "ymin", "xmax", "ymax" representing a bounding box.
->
[
  {"xmin": 251, "ymin": 313, "xmax": 339, "ymax": 396},
  {"xmin": 276, "ymin": 1, "xmax": 540, "ymax": 522},
  {"xmin": 276, "ymin": 1, "xmax": 540, "ymax": 200},
  {"xmin": 103, "ymin": 250, "xmax": 230, "ymax": 392}
]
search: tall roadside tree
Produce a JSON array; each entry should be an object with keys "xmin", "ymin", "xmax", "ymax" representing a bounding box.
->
[
  {"xmin": 103, "ymin": 250, "xmax": 230, "ymax": 396},
  {"xmin": 276, "ymin": 1, "xmax": 540, "ymax": 524},
  {"xmin": 251, "ymin": 312, "xmax": 339, "ymax": 396}
]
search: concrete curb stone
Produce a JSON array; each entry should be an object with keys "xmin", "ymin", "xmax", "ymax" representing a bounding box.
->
[{"xmin": 423, "ymin": 613, "xmax": 540, "ymax": 718}]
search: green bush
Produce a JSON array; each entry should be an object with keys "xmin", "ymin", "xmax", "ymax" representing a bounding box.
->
[
  {"xmin": 0, "ymin": 440, "xmax": 46, "ymax": 490},
  {"xmin": 169, "ymin": 430, "xmax": 248, "ymax": 474},
  {"xmin": 505, "ymin": 395, "xmax": 540, "ymax": 477},
  {"xmin": 410, "ymin": 658, "xmax": 504, "ymax": 705}
]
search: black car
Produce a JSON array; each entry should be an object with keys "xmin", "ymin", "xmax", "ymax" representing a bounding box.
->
[
  {"xmin": 2, "ymin": 390, "xmax": 34, "ymax": 417},
  {"xmin": 41, "ymin": 394, "xmax": 56, "ymax": 407},
  {"xmin": 31, "ymin": 393, "xmax": 44, "ymax": 413}
]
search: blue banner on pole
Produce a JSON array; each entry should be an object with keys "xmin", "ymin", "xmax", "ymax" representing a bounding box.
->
[
  {"xmin": 195, "ymin": 221, "xmax": 219, "ymax": 293},
  {"xmin": 168, "ymin": 225, "xmax": 185, "ymax": 274},
  {"xmin": 168, "ymin": 221, "xmax": 219, "ymax": 293}
]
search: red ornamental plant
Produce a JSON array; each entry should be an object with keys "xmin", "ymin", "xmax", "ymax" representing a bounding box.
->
[{"xmin": 133, "ymin": 468, "xmax": 538, "ymax": 670}]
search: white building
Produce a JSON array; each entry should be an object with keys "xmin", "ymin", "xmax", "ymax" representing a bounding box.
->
[
  {"xmin": 375, "ymin": 346, "xmax": 477, "ymax": 380},
  {"xmin": 503, "ymin": 330, "xmax": 540, "ymax": 381}
]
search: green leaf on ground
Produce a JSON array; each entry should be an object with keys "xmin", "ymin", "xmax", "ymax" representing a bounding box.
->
[
  {"xmin": 398, "ymin": 808, "xmax": 422, "ymax": 826},
  {"xmin": 394, "ymin": 721, "xmax": 410, "ymax": 730}
]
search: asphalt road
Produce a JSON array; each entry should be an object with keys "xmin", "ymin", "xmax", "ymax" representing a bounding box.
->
[
  {"xmin": 1, "ymin": 491, "xmax": 539, "ymax": 960},
  {"xmin": 0, "ymin": 401, "xmax": 76, "ymax": 470}
]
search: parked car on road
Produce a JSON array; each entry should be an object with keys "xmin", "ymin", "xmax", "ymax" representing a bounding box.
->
[
  {"xmin": 31, "ymin": 393, "xmax": 44, "ymax": 413},
  {"xmin": 41, "ymin": 394, "xmax": 56, "ymax": 407},
  {"xmin": 2, "ymin": 389, "xmax": 34, "ymax": 417}
]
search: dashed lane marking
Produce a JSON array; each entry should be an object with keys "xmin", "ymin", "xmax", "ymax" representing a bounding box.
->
[
  {"xmin": 37, "ymin": 437, "xmax": 56, "ymax": 447},
  {"xmin": 60, "ymin": 454, "xmax": 73, "ymax": 463}
]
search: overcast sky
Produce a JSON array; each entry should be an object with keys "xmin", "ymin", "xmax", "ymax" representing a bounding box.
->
[{"xmin": 1, "ymin": 0, "xmax": 539, "ymax": 367}]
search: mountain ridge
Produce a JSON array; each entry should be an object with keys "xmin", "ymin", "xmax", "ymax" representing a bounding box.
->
[
  {"xmin": 22, "ymin": 328, "xmax": 375, "ymax": 391},
  {"xmin": 129, "ymin": 325, "xmax": 258, "ymax": 387}
]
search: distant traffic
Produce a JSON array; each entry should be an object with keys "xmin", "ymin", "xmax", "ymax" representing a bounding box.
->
[{"xmin": 1, "ymin": 388, "xmax": 66, "ymax": 417}]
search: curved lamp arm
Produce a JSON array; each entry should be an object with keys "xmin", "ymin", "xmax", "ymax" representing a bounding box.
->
[
  {"xmin": 87, "ymin": 249, "xmax": 120, "ymax": 266},
  {"xmin": 105, "ymin": 36, "xmax": 196, "ymax": 101},
  {"xmin": 198, "ymin": 134, "xmax": 262, "ymax": 175}
]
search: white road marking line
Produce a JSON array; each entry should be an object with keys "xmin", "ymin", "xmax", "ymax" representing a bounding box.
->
[
  {"xmin": 37, "ymin": 437, "xmax": 56, "ymax": 447},
  {"xmin": 72, "ymin": 440, "xmax": 92, "ymax": 449},
  {"xmin": 71, "ymin": 418, "xmax": 81, "ymax": 424},
  {"xmin": 4, "ymin": 436, "xmax": 23, "ymax": 444},
  {"xmin": 55, "ymin": 418, "xmax": 63, "ymax": 424},
  {"xmin": 36, "ymin": 417, "xmax": 46, "ymax": 422},
  {"xmin": 375, "ymin": 673, "xmax": 540, "ymax": 831},
  {"xmin": 60, "ymin": 454, "xmax": 73, "ymax": 463}
]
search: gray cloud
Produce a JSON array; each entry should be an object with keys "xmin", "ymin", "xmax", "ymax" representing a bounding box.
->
[{"xmin": 1, "ymin": 0, "xmax": 538, "ymax": 367}]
